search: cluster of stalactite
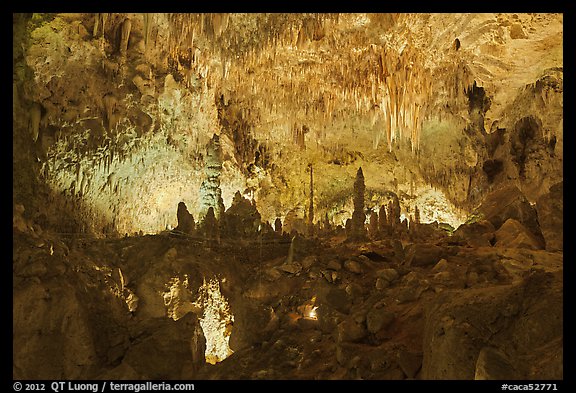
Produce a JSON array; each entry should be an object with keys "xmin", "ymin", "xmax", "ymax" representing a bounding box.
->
[{"xmin": 148, "ymin": 13, "xmax": 477, "ymax": 152}]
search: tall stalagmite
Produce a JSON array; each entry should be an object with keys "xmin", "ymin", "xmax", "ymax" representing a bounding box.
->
[
  {"xmin": 350, "ymin": 167, "xmax": 367, "ymax": 240},
  {"xmin": 199, "ymin": 134, "xmax": 225, "ymax": 220}
]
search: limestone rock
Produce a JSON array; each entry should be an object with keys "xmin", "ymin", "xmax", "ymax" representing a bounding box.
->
[
  {"xmin": 398, "ymin": 350, "xmax": 423, "ymax": 378},
  {"xmin": 18, "ymin": 260, "xmax": 48, "ymax": 277},
  {"xmin": 396, "ymin": 284, "xmax": 425, "ymax": 304},
  {"xmin": 431, "ymin": 258, "xmax": 449, "ymax": 273},
  {"xmin": 229, "ymin": 304, "xmax": 278, "ymax": 351},
  {"xmin": 336, "ymin": 342, "xmax": 365, "ymax": 367},
  {"xmin": 297, "ymin": 317, "xmax": 318, "ymax": 331},
  {"xmin": 376, "ymin": 268, "xmax": 399, "ymax": 282},
  {"xmin": 509, "ymin": 23, "xmax": 528, "ymax": 39},
  {"xmin": 327, "ymin": 260, "xmax": 342, "ymax": 271},
  {"xmin": 366, "ymin": 306, "xmax": 395, "ymax": 334},
  {"xmin": 475, "ymin": 347, "xmax": 520, "ymax": 380},
  {"xmin": 536, "ymin": 181, "xmax": 563, "ymax": 251},
  {"xmin": 344, "ymin": 259, "xmax": 363, "ymax": 274},
  {"xmin": 375, "ymin": 278, "xmax": 389, "ymax": 290},
  {"xmin": 337, "ymin": 318, "xmax": 368, "ymax": 343},
  {"xmin": 453, "ymin": 220, "xmax": 495, "ymax": 247},
  {"xmin": 473, "ymin": 184, "xmax": 544, "ymax": 245},
  {"xmin": 301, "ymin": 255, "xmax": 317, "ymax": 269},
  {"xmin": 495, "ymin": 218, "xmax": 544, "ymax": 250},
  {"xmin": 345, "ymin": 282, "xmax": 365, "ymax": 300},
  {"xmin": 95, "ymin": 362, "xmax": 142, "ymax": 380},
  {"xmin": 422, "ymin": 270, "xmax": 562, "ymax": 379},
  {"xmin": 123, "ymin": 314, "xmax": 204, "ymax": 379},
  {"xmin": 324, "ymin": 287, "xmax": 351, "ymax": 314},
  {"xmin": 264, "ymin": 267, "xmax": 282, "ymax": 281},
  {"xmin": 404, "ymin": 243, "xmax": 446, "ymax": 267},
  {"xmin": 278, "ymin": 261, "xmax": 303, "ymax": 275},
  {"xmin": 132, "ymin": 74, "xmax": 155, "ymax": 96},
  {"xmin": 433, "ymin": 271, "xmax": 452, "ymax": 283}
]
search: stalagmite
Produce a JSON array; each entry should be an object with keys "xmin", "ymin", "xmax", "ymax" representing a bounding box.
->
[{"xmin": 350, "ymin": 167, "xmax": 367, "ymax": 240}]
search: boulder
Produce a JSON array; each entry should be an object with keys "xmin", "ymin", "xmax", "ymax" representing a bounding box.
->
[
  {"xmin": 536, "ymin": 181, "xmax": 563, "ymax": 251},
  {"xmin": 324, "ymin": 287, "xmax": 351, "ymax": 314},
  {"xmin": 431, "ymin": 259, "xmax": 449, "ymax": 273},
  {"xmin": 396, "ymin": 284, "xmax": 425, "ymax": 304},
  {"xmin": 337, "ymin": 318, "xmax": 368, "ymax": 343},
  {"xmin": 433, "ymin": 271, "xmax": 452, "ymax": 282},
  {"xmin": 404, "ymin": 243, "xmax": 447, "ymax": 267},
  {"xmin": 509, "ymin": 23, "xmax": 528, "ymax": 39},
  {"xmin": 453, "ymin": 220, "xmax": 495, "ymax": 247},
  {"xmin": 336, "ymin": 342, "xmax": 366, "ymax": 367},
  {"xmin": 375, "ymin": 278, "xmax": 389, "ymax": 290},
  {"xmin": 278, "ymin": 261, "xmax": 302, "ymax": 275},
  {"xmin": 301, "ymin": 255, "xmax": 318, "ymax": 269},
  {"xmin": 366, "ymin": 306, "xmax": 395, "ymax": 334},
  {"xmin": 472, "ymin": 184, "xmax": 544, "ymax": 245},
  {"xmin": 326, "ymin": 259, "xmax": 342, "ymax": 271},
  {"xmin": 474, "ymin": 347, "xmax": 521, "ymax": 380},
  {"xmin": 376, "ymin": 268, "xmax": 399, "ymax": 283},
  {"xmin": 495, "ymin": 218, "xmax": 544, "ymax": 250},
  {"xmin": 344, "ymin": 259, "xmax": 363, "ymax": 274},
  {"xmin": 345, "ymin": 282, "xmax": 365, "ymax": 301}
]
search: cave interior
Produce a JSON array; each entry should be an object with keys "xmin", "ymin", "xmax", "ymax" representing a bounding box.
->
[{"xmin": 12, "ymin": 12, "xmax": 563, "ymax": 381}]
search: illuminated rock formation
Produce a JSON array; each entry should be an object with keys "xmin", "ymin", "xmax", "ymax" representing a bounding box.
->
[
  {"xmin": 12, "ymin": 12, "xmax": 563, "ymax": 381},
  {"xmin": 199, "ymin": 134, "xmax": 226, "ymax": 220}
]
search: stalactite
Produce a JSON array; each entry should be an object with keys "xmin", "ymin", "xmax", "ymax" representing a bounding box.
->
[{"xmin": 120, "ymin": 18, "xmax": 132, "ymax": 56}]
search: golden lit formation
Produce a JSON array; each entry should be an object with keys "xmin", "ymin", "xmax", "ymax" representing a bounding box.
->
[{"xmin": 13, "ymin": 12, "xmax": 562, "ymax": 381}]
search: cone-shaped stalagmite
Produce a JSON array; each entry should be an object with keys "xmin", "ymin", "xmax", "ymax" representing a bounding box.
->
[
  {"xmin": 175, "ymin": 202, "xmax": 195, "ymax": 234},
  {"xmin": 388, "ymin": 194, "xmax": 401, "ymax": 229},
  {"xmin": 379, "ymin": 204, "xmax": 389, "ymax": 236},
  {"xmin": 274, "ymin": 218, "xmax": 282, "ymax": 234},
  {"xmin": 350, "ymin": 167, "xmax": 367, "ymax": 240}
]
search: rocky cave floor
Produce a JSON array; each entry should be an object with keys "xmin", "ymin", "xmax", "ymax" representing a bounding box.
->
[{"xmin": 13, "ymin": 186, "xmax": 563, "ymax": 381}]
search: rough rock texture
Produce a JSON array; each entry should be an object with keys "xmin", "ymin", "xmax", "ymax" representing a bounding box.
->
[
  {"xmin": 13, "ymin": 12, "xmax": 563, "ymax": 381},
  {"xmin": 422, "ymin": 269, "xmax": 562, "ymax": 380},
  {"xmin": 536, "ymin": 181, "xmax": 563, "ymax": 251},
  {"xmin": 13, "ymin": 208, "xmax": 563, "ymax": 380},
  {"xmin": 453, "ymin": 219, "xmax": 495, "ymax": 247},
  {"xmin": 472, "ymin": 184, "xmax": 544, "ymax": 244},
  {"xmin": 495, "ymin": 218, "xmax": 544, "ymax": 250}
]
